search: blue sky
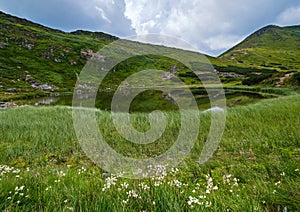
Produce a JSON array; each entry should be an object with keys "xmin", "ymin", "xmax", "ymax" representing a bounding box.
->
[{"xmin": 0, "ymin": 0, "xmax": 300, "ymax": 56}]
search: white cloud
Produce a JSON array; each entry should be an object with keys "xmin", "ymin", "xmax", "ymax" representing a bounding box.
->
[
  {"xmin": 123, "ymin": 0, "xmax": 299, "ymax": 56},
  {"xmin": 95, "ymin": 6, "xmax": 111, "ymax": 23},
  {"xmin": 276, "ymin": 6, "xmax": 300, "ymax": 25},
  {"xmin": 1, "ymin": 0, "xmax": 300, "ymax": 56}
]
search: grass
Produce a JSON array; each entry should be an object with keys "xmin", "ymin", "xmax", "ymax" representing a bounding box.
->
[
  {"xmin": 0, "ymin": 93, "xmax": 299, "ymax": 211},
  {"xmin": 1, "ymin": 11, "xmax": 300, "ymax": 101}
]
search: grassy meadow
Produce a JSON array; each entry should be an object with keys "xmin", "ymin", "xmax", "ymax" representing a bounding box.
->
[{"xmin": 0, "ymin": 93, "xmax": 299, "ymax": 211}]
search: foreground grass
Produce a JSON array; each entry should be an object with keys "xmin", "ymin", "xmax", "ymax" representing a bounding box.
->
[{"xmin": 0, "ymin": 95, "xmax": 299, "ymax": 211}]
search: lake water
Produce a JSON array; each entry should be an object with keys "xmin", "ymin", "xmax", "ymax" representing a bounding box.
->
[{"xmin": 15, "ymin": 89, "xmax": 271, "ymax": 112}]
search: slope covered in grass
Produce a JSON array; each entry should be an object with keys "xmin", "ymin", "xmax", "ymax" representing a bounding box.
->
[
  {"xmin": 0, "ymin": 11, "xmax": 116, "ymax": 94},
  {"xmin": 219, "ymin": 25, "xmax": 300, "ymax": 72},
  {"xmin": 1, "ymin": 11, "xmax": 300, "ymax": 100}
]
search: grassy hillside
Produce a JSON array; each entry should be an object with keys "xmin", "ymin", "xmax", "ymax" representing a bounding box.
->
[
  {"xmin": 0, "ymin": 11, "xmax": 300, "ymax": 101},
  {"xmin": 220, "ymin": 25, "xmax": 300, "ymax": 71},
  {"xmin": 0, "ymin": 11, "xmax": 116, "ymax": 97},
  {"xmin": 216, "ymin": 25, "xmax": 300, "ymax": 86}
]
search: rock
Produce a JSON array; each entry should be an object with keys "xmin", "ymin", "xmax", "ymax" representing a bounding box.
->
[
  {"xmin": 25, "ymin": 75, "xmax": 35, "ymax": 83},
  {"xmin": 70, "ymin": 61, "xmax": 77, "ymax": 65},
  {"xmin": 0, "ymin": 42, "xmax": 8, "ymax": 49},
  {"xmin": 0, "ymin": 102, "xmax": 18, "ymax": 108},
  {"xmin": 102, "ymin": 173, "xmax": 111, "ymax": 179},
  {"xmin": 31, "ymin": 83, "xmax": 57, "ymax": 90}
]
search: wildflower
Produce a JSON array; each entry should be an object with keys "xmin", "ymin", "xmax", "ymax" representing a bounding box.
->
[
  {"xmin": 171, "ymin": 167, "xmax": 179, "ymax": 174},
  {"xmin": 187, "ymin": 196, "xmax": 203, "ymax": 207},
  {"xmin": 139, "ymin": 182, "xmax": 150, "ymax": 190},
  {"xmin": 66, "ymin": 207, "xmax": 74, "ymax": 211},
  {"xmin": 273, "ymin": 190, "xmax": 277, "ymax": 194},
  {"xmin": 154, "ymin": 181, "xmax": 163, "ymax": 187},
  {"xmin": 120, "ymin": 182, "xmax": 129, "ymax": 189},
  {"xmin": 102, "ymin": 175, "xmax": 118, "ymax": 191},
  {"xmin": 233, "ymin": 178, "xmax": 239, "ymax": 186},
  {"xmin": 45, "ymin": 186, "xmax": 52, "ymax": 191},
  {"xmin": 205, "ymin": 174, "xmax": 217, "ymax": 194},
  {"xmin": 275, "ymin": 181, "xmax": 281, "ymax": 186},
  {"xmin": 295, "ymin": 169, "xmax": 299, "ymax": 172},
  {"xmin": 168, "ymin": 179, "xmax": 183, "ymax": 188},
  {"xmin": 78, "ymin": 166, "xmax": 87, "ymax": 175},
  {"xmin": 205, "ymin": 201, "xmax": 212, "ymax": 208},
  {"xmin": 126, "ymin": 190, "xmax": 140, "ymax": 199},
  {"xmin": 64, "ymin": 199, "xmax": 68, "ymax": 203},
  {"xmin": 280, "ymin": 172, "xmax": 285, "ymax": 177},
  {"xmin": 58, "ymin": 171, "xmax": 66, "ymax": 177},
  {"xmin": 153, "ymin": 201, "xmax": 156, "ymax": 205}
]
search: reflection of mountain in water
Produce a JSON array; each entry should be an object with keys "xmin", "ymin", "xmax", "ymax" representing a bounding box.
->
[{"xmin": 34, "ymin": 97, "xmax": 60, "ymax": 106}]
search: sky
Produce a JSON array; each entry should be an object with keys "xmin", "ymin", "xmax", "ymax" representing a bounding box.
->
[{"xmin": 0, "ymin": 0, "xmax": 300, "ymax": 56}]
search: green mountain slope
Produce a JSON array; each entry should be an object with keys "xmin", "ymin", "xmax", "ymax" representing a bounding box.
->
[
  {"xmin": 205, "ymin": 25, "xmax": 300, "ymax": 86},
  {"xmin": 220, "ymin": 25, "xmax": 300, "ymax": 71},
  {"xmin": 0, "ymin": 11, "xmax": 299, "ymax": 100},
  {"xmin": 0, "ymin": 11, "xmax": 117, "ymax": 97}
]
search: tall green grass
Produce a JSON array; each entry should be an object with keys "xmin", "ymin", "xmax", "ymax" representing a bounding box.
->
[{"xmin": 0, "ymin": 95, "xmax": 299, "ymax": 211}]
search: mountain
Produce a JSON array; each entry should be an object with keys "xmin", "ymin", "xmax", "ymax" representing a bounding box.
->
[
  {"xmin": 0, "ymin": 11, "xmax": 299, "ymax": 100},
  {"xmin": 219, "ymin": 25, "xmax": 300, "ymax": 72},
  {"xmin": 214, "ymin": 24, "xmax": 300, "ymax": 86},
  {"xmin": 0, "ymin": 11, "xmax": 117, "ymax": 98}
]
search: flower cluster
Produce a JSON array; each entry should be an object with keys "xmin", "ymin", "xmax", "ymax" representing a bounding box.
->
[
  {"xmin": 102, "ymin": 175, "xmax": 118, "ymax": 191},
  {"xmin": 205, "ymin": 174, "xmax": 219, "ymax": 194},
  {"xmin": 0, "ymin": 164, "xmax": 21, "ymax": 180},
  {"xmin": 78, "ymin": 166, "xmax": 87, "ymax": 175},
  {"xmin": 187, "ymin": 196, "xmax": 212, "ymax": 208},
  {"xmin": 167, "ymin": 179, "xmax": 185, "ymax": 188},
  {"xmin": 123, "ymin": 189, "xmax": 141, "ymax": 204},
  {"xmin": 7, "ymin": 185, "xmax": 30, "ymax": 204}
]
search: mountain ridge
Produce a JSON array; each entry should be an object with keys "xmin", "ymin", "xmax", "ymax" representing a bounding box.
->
[{"xmin": 0, "ymin": 11, "xmax": 299, "ymax": 100}]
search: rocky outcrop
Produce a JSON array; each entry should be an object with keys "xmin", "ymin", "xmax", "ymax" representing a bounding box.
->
[
  {"xmin": 0, "ymin": 102, "xmax": 18, "ymax": 108},
  {"xmin": 25, "ymin": 74, "xmax": 57, "ymax": 90}
]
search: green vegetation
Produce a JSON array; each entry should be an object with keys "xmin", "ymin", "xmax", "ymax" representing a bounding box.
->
[
  {"xmin": 0, "ymin": 11, "xmax": 116, "ymax": 98},
  {"xmin": 1, "ymin": 11, "xmax": 300, "ymax": 102},
  {"xmin": 215, "ymin": 25, "xmax": 300, "ymax": 86},
  {"xmin": 220, "ymin": 25, "xmax": 300, "ymax": 72},
  {"xmin": 0, "ymin": 10, "xmax": 299, "ymax": 211},
  {"xmin": 0, "ymin": 94, "xmax": 299, "ymax": 211}
]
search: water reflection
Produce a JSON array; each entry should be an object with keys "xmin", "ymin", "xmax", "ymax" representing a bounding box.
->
[{"xmin": 17, "ymin": 89, "xmax": 271, "ymax": 112}]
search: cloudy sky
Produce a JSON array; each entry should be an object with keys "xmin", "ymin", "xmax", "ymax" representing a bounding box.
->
[{"xmin": 0, "ymin": 0, "xmax": 300, "ymax": 56}]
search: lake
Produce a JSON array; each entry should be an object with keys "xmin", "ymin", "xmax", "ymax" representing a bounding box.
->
[{"xmin": 14, "ymin": 88, "xmax": 272, "ymax": 112}]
